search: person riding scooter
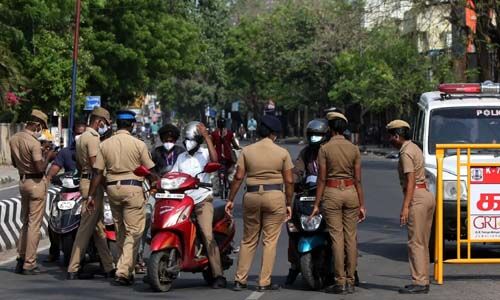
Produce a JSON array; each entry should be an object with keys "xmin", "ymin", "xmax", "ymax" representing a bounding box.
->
[
  {"xmin": 169, "ymin": 121, "xmax": 227, "ymax": 289},
  {"xmin": 286, "ymin": 118, "xmax": 330, "ymax": 285},
  {"xmin": 287, "ymin": 115, "xmax": 361, "ymax": 287}
]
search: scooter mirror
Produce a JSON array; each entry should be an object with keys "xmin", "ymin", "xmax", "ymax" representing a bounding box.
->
[
  {"xmin": 203, "ymin": 162, "xmax": 221, "ymax": 174},
  {"xmin": 133, "ymin": 165, "xmax": 151, "ymax": 177}
]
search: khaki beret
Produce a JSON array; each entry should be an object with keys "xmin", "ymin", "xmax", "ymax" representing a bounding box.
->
[
  {"xmin": 326, "ymin": 111, "xmax": 348, "ymax": 123},
  {"xmin": 386, "ymin": 119, "xmax": 411, "ymax": 130},
  {"xmin": 91, "ymin": 107, "xmax": 111, "ymax": 124},
  {"xmin": 31, "ymin": 109, "xmax": 48, "ymax": 129}
]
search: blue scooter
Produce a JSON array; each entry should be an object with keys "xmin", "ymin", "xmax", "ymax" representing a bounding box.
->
[{"xmin": 287, "ymin": 180, "xmax": 332, "ymax": 290}]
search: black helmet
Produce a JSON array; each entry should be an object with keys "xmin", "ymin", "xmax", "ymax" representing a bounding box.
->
[{"xmin": 306, "ymin": 119, "xmax": 329, "ymax": 145}]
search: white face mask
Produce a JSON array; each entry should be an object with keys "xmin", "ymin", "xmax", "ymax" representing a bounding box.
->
[
  {"xmin": 74, "ymin": 134, "xmax": 82, "ymax": 142},
  {"xmin": 310, "ymin": 135, "xmax": 323, "ymax": 143},
  {"xmin": 185, "ymin": 140, "xmax": 198, "ymax": 151},
  {"xmin": 98, "ymin": 124, "xmax": 108, "ymax": 135},
  {"xmin": 163, "ymin": 142, "xmax": 175, "ymax": 151}
]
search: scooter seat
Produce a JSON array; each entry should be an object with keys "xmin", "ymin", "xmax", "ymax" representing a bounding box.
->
[{"xmin": 212, "ymin": 199, "xmax": 227, "ymax": 224}]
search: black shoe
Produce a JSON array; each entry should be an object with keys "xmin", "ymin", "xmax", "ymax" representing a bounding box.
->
[
  {"xmin": 44, "ymin": 254, "xmax": 59, "ymax": 263},
  {"xmin": 14, "ymin": 258, "xmax": 24, "ymax": 274},
  {"xmin": 354, "ymin": 270, "xmax": 360, "ymax": 286},
  {"xmin": 233, "ymin": 281, "xmax": 247, "ymax": 291},
  {"xmin": 285, "ymin": 268, "xmax": 300, "ymax": 285},
  {"xmin": 104, "ymin": 269, "xmax": 116, "ymax": 279},
  {"xmin": 256, "ymin": 284, "xmax": 280, "ymax": 292},
  {"xmin": 325, "ymin": 284, "xmax": 346, "ymax": 294},
  {"xmin": 399, "ymin": 284, "xmax": 430, "ymax": 294},
  {"xmin": 113, "ymin": 276, "xmax": 133, "ymax": 286},
  {"xmin": 346, "ymin": 283, "xmax": 355, "ymax": 294},
  {"xmin": 212, "ymin": 276, "xmax": 227, "ymax": 289},
  {"xmin": 67, "ymin": 272, "xmax": 78, "ymax": 280},
  {"xmin": 22, "ymin": 266, "xmax": 46, "ymax": 275},
  {"xmin": 142, "ymin": 275, "xmax": 150, "ymax": 284}
]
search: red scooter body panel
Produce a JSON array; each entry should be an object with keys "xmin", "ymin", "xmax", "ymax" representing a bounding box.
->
[{"xmin": 150, "ymin": 231, "xmax": 182, "ymax": 253}]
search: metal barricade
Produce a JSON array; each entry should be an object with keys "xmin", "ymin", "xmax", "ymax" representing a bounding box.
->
[{"xmin": 435, "ymin": 144, "xmax": 500, "ymax": 284}]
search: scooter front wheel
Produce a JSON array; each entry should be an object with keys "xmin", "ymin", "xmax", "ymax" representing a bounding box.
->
[{"xmin": 147, "ymin": 249, "xmax": 178, "ymax": 292}]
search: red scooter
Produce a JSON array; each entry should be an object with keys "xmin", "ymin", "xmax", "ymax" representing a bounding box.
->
[{"xmin": 134, "ymin": 163, "xmax": 235, "ymax": 292}]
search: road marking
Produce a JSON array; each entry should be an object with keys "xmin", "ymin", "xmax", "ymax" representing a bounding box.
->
[
  {"xmin": 245, "ymin": 292, "xmax": 264, "ymax": 300},
  {"xmin": 0, "ymin": 184, "xmax": 18, "ymax": 192}
]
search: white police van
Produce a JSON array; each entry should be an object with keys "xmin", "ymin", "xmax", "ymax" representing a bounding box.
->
[{"xmin": 413, "ymin": 82, "xmax": 500, "ymax": 241}]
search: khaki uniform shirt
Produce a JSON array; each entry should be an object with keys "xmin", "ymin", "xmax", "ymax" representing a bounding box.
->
[
  {"xmin": 318, "ymin": 135, "xmax": 360, "ymax": 179},
  {"xmin": 94, "ymin": 130, "xmax": 155, "ymax": 182},
  {"xmin": 237, "ymin": 138, "xmax": 293, "ymax": 186},
  {"xmin": 76, "ymin": 127, "xmax": 100, "ymax": 174},
  {"xmin": 398, "ymin": 140, "xmax": 426, "ymax": 189},
  {"xmin": 9, "ymin": 129, "xmax": 43, "ymax": 174}
]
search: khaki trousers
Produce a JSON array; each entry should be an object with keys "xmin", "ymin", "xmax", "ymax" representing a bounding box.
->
[
  {"xmin": 235, "ymin": 190, "xmax": 286, "ymax": 286},
  {"xmin": 68, "ymin": 179, "xmax": 114, "ymax": 273},
  {"xmin": 408, "ymin": 189, "xmax": 435, "ymax": 285},
  {"xmin": 18, "ymin": 178, "xmax": 48, "ymax": 270},
  {"xmin": 322, "ymin": 185, "xmax": 359, "ymax": 286},
  {"xmin": 106, "ymin": 184, "xmax": 145, "ymax": 279},
  {"xmin": 195, "ymin": 197, "xmax": 223, "ymax": 277}
]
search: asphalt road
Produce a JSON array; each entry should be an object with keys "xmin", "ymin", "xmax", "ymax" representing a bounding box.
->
[{"xmin": 1, "ymin": 143, "xmax": 500, "ymax": 300}]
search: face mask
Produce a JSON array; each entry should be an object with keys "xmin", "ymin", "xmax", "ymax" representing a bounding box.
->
[
  {"xmin": 310, "ymin": 135, "xmax": 323, "ymax": 144},
  {"xmin": 74, "ymin": 134, "xmax": 82, "ymax": 142},
  {"xmin": 185, "ymin": 140, "xmax": 198, "ymax": 151},
  {"xmin": 163, "ymin": 142, "xmax": 175, "ymax": 151},
  {"xmin": 98, "ymin": 124, "xmax": 108, "ymax": 136}
]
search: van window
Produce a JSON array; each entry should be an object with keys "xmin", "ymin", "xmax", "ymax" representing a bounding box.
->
[
  {"xmin": 413, "ymin": 108, "xmax": 425, "ymax": 143},
  {"xmin": 428, "ymin": 107, "xmax": 500, "ymax": 154}
]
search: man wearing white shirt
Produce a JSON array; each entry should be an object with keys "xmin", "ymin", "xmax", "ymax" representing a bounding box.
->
[{"xmin": 171, "ymin": 121, "xmax": 226, "ymax": 289}]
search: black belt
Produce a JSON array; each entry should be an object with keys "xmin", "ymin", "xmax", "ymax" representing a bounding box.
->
[
  {"xmin": 81, "ymin": 173, "xmax": 93, "ymax": 180},
  {"xmin": 246, "ymin": 184, "xmax": 283, "ymax": 193},
  {"xmin": 107, "ymin": 180, "xmax": 143, "ymax": 187},
  {"xmin": 21, "ymin": 173, "xmax": 44, "ymax": 180}
]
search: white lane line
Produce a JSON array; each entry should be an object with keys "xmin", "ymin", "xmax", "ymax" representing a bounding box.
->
[
  {"xmin": 0, "ymin": 184, "xmax": 18, "ymax": 192},
  {"xmin": 245, "ymin": 292, "xmax": 265, "ymax": 300}
]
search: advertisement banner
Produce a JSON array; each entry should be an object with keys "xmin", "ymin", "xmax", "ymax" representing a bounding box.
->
[{"xmin": 469, "ymin": 167, "xmax": 500, "ymax": 240}]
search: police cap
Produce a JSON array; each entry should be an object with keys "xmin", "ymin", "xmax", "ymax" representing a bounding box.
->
[
  {"xmin": 326, "ymin": 111, "xmax": 348, "ymax": 123},
  {"xmin": 386, "ymin": 120, "xmax": 411, "ymax": 130},
  {"xmin": 31, "ymin": 109, "xmax": 48, "ymax": 129},
  {"xmin": 91, "ymin": 107, "xmax": 111, "ymax": 125},
  {"xmin": 116, "ymin": 110, "xmax": 136, "ymax": 121},
  {"xmin": 260, "ymin": 115, "xmax": 282, "ymax": 133}
]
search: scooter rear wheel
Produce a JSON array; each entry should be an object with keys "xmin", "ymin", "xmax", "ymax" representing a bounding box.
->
[{"xmin": 148, "ymin": 249, "xmax": 178, "ymax": 292}]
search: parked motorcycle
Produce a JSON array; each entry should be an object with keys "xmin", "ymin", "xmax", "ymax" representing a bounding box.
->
[
  {"xmin": 49, "ymin": 172, "xmax": 116, "ymax": 266},
  {"xmin": 286, "ymin": 178, "xmax": 332, "ymax": 290},
  {"xmin": 134, "ymin": 163, "xmax": 235, "ymax": 292}
]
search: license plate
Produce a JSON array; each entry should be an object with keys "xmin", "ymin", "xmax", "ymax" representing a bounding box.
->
[
  {"xmin": 299, "ymin": 196, "xmax": 316, "ymax": 202},
  {"xmin": 57, "ymin": 200, "xmax": 76, "ymax": 210},
  {"xmin": 156, "ymin": 193, "xmax": 184, "ymax": 199}
]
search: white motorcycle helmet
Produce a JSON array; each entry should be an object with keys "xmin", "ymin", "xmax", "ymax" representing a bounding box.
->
[{"xmin": 183, "ymin": 121, "xmax": 204, "ymax": 151}]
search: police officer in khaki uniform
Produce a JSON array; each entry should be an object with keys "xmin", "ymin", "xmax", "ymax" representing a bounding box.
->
[
  {"xmin": 386, "ymin": 120, "xmax": 435, "ymax": 294},
  {"xmin": 310, "ymin": 112, "xmax": 366, "ymax": 294},
  {"xmin": 67, "ymin": 107, "xmax": 115, "ymax": 279},
  {"xmin": 225, "ymin": 115, "xmax": 294, "ymax": 292},
  {"xmin": 87, "ymin": 110, "xmax": 155, "ymax": 286},
  {"xmin": 10, "ymin": 109, "xmax": 53, "ymax": 275}
]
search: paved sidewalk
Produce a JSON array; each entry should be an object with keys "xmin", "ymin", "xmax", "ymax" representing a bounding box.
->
[{"xmin": 0, "ymin": 165, "xmax": 18, "ymax": 185}]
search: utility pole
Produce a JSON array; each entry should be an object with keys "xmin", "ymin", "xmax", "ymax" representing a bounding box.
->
[{"xmin": 68, "ymin": 0, "xmax": 81, "ymax": 144}]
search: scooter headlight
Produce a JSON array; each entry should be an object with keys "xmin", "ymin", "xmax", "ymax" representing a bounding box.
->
[
  {"xmin": 300, "ymin": 214, "xmax": 322, "ymax": 232},
  {"xmin": 161, "ymin": 177, "xmax": 187, "ymax": 190}
]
